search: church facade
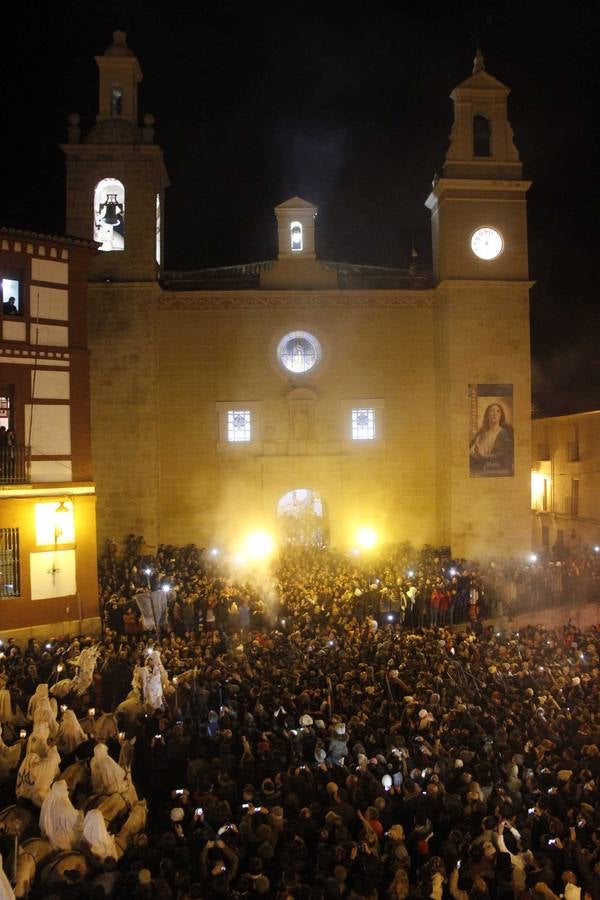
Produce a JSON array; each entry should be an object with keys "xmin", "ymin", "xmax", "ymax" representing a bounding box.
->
[{"xmin": 64, "ymin": 33, "xmax": 533, "ymax": 560}]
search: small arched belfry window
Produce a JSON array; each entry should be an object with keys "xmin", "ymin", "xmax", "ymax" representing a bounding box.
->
[
  {"xmin": 290, "ymin": 221, "xmax": 303, "ymax": 252},
  {"xmin": 111, "ymin": 86, "xmax": 123, "ymax": 116},
  {"xmin": 94, "ymin": 177, "xmax": 125, "ymax": 252},
  {"xmin": 473, "ymin": 114, "xmax": 491, "ymax": 157}
]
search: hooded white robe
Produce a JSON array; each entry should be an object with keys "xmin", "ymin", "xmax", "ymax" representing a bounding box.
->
[
  {"xmin": 26, "ymin": 721, "xmax": 50, "ymax": 759},
  {"xmin": 0, "ymin": 852, "xmax": 15, "ymax": 900},
  {"xmin": 15, "ymin": 745, "xmax": 60, "ymax": 807},
  {"xmin": 0, "ymin": 724, "xmax": 21, "ymax": 783},
  {"xmin": 90, "ymin": 743, "xmax": 138, "ymax": 805},
  {"xmin": 0, "ymin": 689, "xmax": 13, "ymax": 724},
  {"xmin": 39, "ymin": 779, "xmax": 83, "ymax": 851},
  {"xmin": 57, "ymin": 709, "xmax": 88, "ymax": 755},
  {"xmin": 81, "ymin": 809, "xmax": 118, "ymax": 861},
  {"xmin": 27, "ymin": 684, "xmax": 56, "ymax": 721}
]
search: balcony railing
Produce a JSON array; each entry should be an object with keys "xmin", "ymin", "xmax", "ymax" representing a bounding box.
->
[{"xmin": 0, "ymin": 446, "xmax": 31, "ymax": 484}]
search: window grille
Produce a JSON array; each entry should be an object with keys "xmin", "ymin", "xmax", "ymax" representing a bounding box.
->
[
  {"xmin": 352, "ymin": 408, "xmax": 375, "ymax": 441},
  {"xmin": 227, "ymin": 410, "xmax": 251, "ymax": 442},
  {"xmin": 0, "ymin": 528, "xmax": 20, "ymax": 597}
]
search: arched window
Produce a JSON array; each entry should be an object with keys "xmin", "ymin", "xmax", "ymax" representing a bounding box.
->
[
  {"xmin": 93, "ymin": 178, "xmax": 125, "ymax": 252},
  {"xmin": 111, "ymin": 86, "xmax": 123, "ymax": 116},
  {"xmin": 473, "ymin": 114, "xmax": 491, "ymax": 157},
  {"xmin": 290, "ymin": 221, "xmax": 303, "ymax": 252}
]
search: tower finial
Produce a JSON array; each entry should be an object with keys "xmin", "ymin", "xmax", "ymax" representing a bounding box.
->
[{"xmin": 473, "ymin": 46, "xmax": 485, "ymax": 74}]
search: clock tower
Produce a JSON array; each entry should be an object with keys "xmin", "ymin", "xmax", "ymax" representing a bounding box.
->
[{"xmin": 426, "ymin": 51, "xmax": 533, "ymax": 557}]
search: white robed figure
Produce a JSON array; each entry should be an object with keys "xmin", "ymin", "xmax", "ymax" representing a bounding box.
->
[
  {"xmin": 138, "ymin": 649, "xmax": 171, "ymax": 712},
  {"xmin": 0, "ymin": 723, "xmax": 21, "ymax": 784},
  {"xmin": 81, "ymin": 809, "xmax": 118, "ymax": 861},
  {"xmin": 52, "ymin": 644, "xmax": 100, "ymax": 698},
  {"xmin": 90, "ymin": 743, "xmax": 138, "ymax": 805},
  {"xmin": 57, "ymin": 709, "xmax": 88, "ymax": 755},
  {"xmin": 26, "ymin": 720, "xmax": 50, "ymax": 759},
  {"xmin": 0, "ymin": 851, "xmax": 16, "ymax": 900},
  {"xmin": 15, "ymin": 745, "xmax": 60, "ymax": 807},
  {"xmin": 0, "ymin": 689, "xmax": 13, "ymax": 724},
  {"xmin": 39, "ymin": 779, "xmax": 83, "ymax": 850},
  {"xmin": 27, "ymin": 684, "xmax": 58, "ymax": 723},
  {"xmin": 32, "ymin": 701, "xmax": 59, "ymax": 741}
]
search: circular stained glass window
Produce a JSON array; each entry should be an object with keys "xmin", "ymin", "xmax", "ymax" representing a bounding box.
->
[{"xmin": 277, "ymin": 331, "xmax": 321, "ymax": 374}]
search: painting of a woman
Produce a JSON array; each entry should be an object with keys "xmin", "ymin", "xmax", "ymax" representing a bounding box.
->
[{"xmin": 469, "ymin": 402, "xmax": 514, "ymax": 476}]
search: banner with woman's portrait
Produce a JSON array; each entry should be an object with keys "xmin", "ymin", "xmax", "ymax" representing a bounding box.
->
[{"xmin": 468, "ymin": 384, "xmax": 514, "ymax": 477}]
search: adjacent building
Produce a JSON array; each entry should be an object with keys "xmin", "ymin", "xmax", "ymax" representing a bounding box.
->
[
  {"xmin": 532, "ymin": 410, "xmax": 600, "ymax": 553},
  {"xmin": 0, "ymin": 229, "xmax": 99, "ymax": 639}
]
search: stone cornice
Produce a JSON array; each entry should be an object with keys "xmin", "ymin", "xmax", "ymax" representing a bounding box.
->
[{"xmin": 159, "ymin": 291, "xmax": 436, "ymax": 310}]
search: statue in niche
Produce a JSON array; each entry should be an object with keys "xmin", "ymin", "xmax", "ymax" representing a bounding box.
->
[{"xmin": 292, "ymin": 403, "xmax": 312, "ymax": 441}]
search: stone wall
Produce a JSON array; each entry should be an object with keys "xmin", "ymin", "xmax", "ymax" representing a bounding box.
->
[{"xmin": 88, "ymin": 281, "xmax": 160, "ymax": 549}]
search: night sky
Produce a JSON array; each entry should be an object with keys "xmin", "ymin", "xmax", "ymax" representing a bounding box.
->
[{"xmin": 1, "ymin": 2, "xmax": 597, "ymax": 416}]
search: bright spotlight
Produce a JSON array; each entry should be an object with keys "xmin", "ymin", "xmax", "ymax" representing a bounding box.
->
[
  {"xmin": 449, "ymin": 568, "xmax": 457, "ymax": 577},
  {"xmin": 161, "ymin": 584, "xmax": 170, "ymax": 593},
  {"xmin": 387, "ymin": 614, "xmax": 394, "ymax": 622},
  {"xmin": 356, "ymin": 527, "xmax": 377, "ymax": 550},
  {"xmin": 210, "ymin": 548, "xmax": 219, "ymax": 556},
  {"xmin": 529, "ymin": 553, "xmax": 538, "ymax": 563},
  {"xmin": 244, "ymin": 530, "xmax": 275, "ymax": 561},
  {"xmin": 594, "ymin": 546, "xmax": 600, "ymax": 553},
  {"xmin": 144, "ymin": 568, "xmax": 152, "ymax": 576},
  {"xmin": 233, "ymin": 554, "xmax": 246, "ymax": 566},
  {"xmin": 407, "ymin": 570, "xmax": 414, "ymax": 578}
]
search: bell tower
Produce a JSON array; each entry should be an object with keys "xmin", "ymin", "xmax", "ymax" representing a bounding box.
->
[
  {"xmin": 60, "ymin": 31, "xmax": 167, "ymax": 551},
  {"xmin": 426, "ymin": 49, "xmax": 530, "ymax": 284},
  {"xmin": 427, "ymin": 51, "xmax": 533, "ymax": 558},
  {"xmin": 62, "ymin": 31, "xmax": 169, "ymax": 282}
]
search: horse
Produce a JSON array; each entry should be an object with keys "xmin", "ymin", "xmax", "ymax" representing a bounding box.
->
[
  {"xmin": 14, "ymin": 838, "xmax": 52, "ymax": 898},
  {"xmin": 61, "ymin": 759, "xmax": 90, "ymax": 798},
  {"xmin": 114, "ymin": 799, "xmax": 147, "ymax": 858},
  {"xmin": 115, "ymin": 690, "xmax": 143, "ymax": 727},
  {"xmin": 39, "ymin": 850, "xmax": 90, "ymax": 891},
  {"xmin": 0, "ymin": 803, "xmax": 38, "ymax": 839},
  {"xmin": 82, "ymin": 791, "xmax": 129, "ymax": 825}
]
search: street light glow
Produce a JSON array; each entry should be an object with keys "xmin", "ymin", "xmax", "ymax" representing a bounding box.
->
[
  {"xmin": 244, "ymin": 530, "xmax": 275, "ymax": 561},
  {"xmin": 356, "ymin": 527, "xmax": 377, "ymax": 550}
]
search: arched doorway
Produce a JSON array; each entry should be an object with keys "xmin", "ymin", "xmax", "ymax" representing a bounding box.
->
[{"xmin": 277, "ymin": 489, "xmax": 328, "ymax": 547}]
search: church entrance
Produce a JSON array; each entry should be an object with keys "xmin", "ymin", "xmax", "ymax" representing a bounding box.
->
[{"xmin": 277, "ymin": 489, "xmax": 328, "ymax": 547}]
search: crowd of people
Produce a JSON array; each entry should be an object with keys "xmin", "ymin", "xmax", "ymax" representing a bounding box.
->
[
  {"xmin": 99, "ymin": 539, "xmax": 600, "ymax": 639},
  {"xmin": 0, "ymin": 539, "xmax": 599, "ymax": 900}
]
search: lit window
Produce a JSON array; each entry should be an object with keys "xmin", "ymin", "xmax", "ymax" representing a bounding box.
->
[
  {"xmin": 227, "ymin": 410, "xmax": 251, "ymax": 442},
  {"xmin": 111, "ymin": 86, "xmax": 123, "ymax": 116},
  {"xmin": 277, "ymin": 331, "xmax": 321, "ymax": 374},
  {"xmin": 290, "ymin": 221, "xmax": 303, "ymax": 252},
  {"xmin": 0, "ymin": 527, "xmax": 20, "ymax": 597},
  {"xmin": 352, "ymin": 408, "xmax": 375, "ymax": 441},
  {"xmin": 94, "ymin": 177, "xmax": 125, "ymax": 252},
  {"xmin": 1, "ymin": 272, "xmax": 22, "ymax": 316}
]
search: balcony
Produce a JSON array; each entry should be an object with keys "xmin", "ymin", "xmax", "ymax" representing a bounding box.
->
[{"xmin": 0, "ymin": 446, "xmax": 31, "ymax": 484}]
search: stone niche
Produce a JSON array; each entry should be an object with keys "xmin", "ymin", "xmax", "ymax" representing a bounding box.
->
[{"xmin": 286, "ymin": 387, "xmax": 319, "ymax": 453}]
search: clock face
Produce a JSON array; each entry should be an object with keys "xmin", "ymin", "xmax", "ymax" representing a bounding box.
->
[{"xmin": 471, "ymin": 226, "xmax": 503, "ymax": 260}]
